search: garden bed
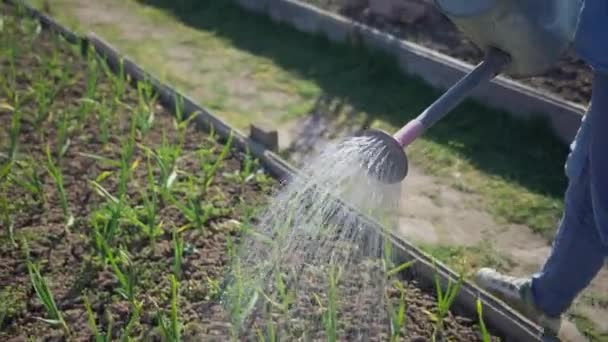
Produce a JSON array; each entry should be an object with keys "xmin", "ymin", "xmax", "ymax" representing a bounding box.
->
[
  {"xmin": 1, "ymin": 4, "xmax": 503, "ymax": 341},
  {"xmin": 303, "ymin": 0, "xmax": 592, "ymax": 105}
]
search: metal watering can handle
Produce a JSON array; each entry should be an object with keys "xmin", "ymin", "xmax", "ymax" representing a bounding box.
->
[{"xmin": 394, "ymin": 48, "xmax": 510, "ymax": 147}]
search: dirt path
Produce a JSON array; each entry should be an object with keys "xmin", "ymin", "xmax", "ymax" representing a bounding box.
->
[{"xmin": 37, "ymin": 0, "xmax": 608, "ymax": 339}]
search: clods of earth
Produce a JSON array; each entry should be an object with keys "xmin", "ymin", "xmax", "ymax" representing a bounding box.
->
[
  {"xmin": 304, "ymin": 0, "xmax": 592, "ymax": 105},
  {"xmin": 1, "ymin": 5, "xmax": 499, "ymax": 341}
]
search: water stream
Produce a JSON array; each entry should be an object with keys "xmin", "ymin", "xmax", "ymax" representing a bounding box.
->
[{"xmin": 223, "ymin": 135, "xmax": 403, "ymax": 339}]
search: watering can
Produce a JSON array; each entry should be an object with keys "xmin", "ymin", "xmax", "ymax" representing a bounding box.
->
[{"xmin": 363, "ymin": 0, "xmax": 583, "ymax": 184}]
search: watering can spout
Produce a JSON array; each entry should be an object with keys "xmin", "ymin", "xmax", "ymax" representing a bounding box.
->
[{"xmin": 361, "ymin": 48, "xmax": 509, "ymax": 185}]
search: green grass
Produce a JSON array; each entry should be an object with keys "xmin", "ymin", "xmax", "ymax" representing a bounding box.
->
[
  {"xmin": 34, "ymin": 0, "xmax": 569, "ymax": 242},
  {"xmin": 571, "ymin": 312, "xmax": 608, "ymax": 342},
  {"xmin": 419, "ymin": 242, "xmax": 515, "ymax": 278}
]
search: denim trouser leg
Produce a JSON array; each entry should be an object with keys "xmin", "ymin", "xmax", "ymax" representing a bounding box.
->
[
  {"xmin": 530, "ymin": 161, "xmax": 607, "ymax": 317},
  {"xmin": 530, "ymin": 71, "xmax": 608, "ymax": 317}
]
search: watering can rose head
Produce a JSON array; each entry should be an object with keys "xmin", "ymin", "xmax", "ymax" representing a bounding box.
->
[{"xmin": 434, "ymin": 0, "xmax": 582, "ymax": 77}]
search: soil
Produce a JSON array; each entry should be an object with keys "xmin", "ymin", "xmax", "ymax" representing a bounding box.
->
[
  {"xmin": 0, "ymin": 5, "xmax": 500, "ymax": 341},
  {"xmin": 303, "ymin": 0, "xmax": 593, "ymax": 105}
]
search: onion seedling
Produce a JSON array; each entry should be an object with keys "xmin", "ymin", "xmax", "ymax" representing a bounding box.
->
[
  {"xmin": 173, "ymin": 225, "xmax": 184, "ymax": 279},
  {"xmin": 55, "ymin": 110, "xmax": 71, "ymax": 159},
  {"xmin": 157, "ymin": 274, "xmax": 181, "ymax": 342},
  {"xmin": 31, "ymin": 73, "xmax": 54, "ymax": 127},
  {"xmin": 386, "ymin": 260, "xmax": 415, "ymax": 278},
  {"xmin": 135, "ymin": 80, "xmax": 157, "ymax": 135},
  {"xmin": 202, "ymin": 131, "xmax": 233, "ymax": 191},
  {"xmin": 223, "ymin": 147, "xmax": 261, "ymax": 187},
  {"xmin": 10, "ymin": 158, "xmax": 45, "ymax": 204},
  {"xmin": 260, "ymin": 302, "xmax": 277, "ymax": 342},
  {"xmin": 1, "ymin": 45, "xmax": 17, "ymax": 102},
  {"xmin": 45, "ymin": 145, "xmax": 73, "ymax": 229},
  {"xmin": 0, "ymin": 192, "xmax": 16, "ymax": 248},
  {"xmin": 121, "ymin": 301, "xmax": 142, "ymax": 342},
  {"xmin": 324, "ymin": 265, "xmax": 340, "ymax": 342},
  {"xmin": 8, "ymin": 95, "xmax": 22, "ymax": 162},
  {"xmin": 432, "ymin": 261, "xmax": 464, "ymax": 336},
  {"xmin": 224, "ymin": 237, "xmax": 259, "ymax": 337},
  {"xmin": 0, "ymin": 162, "xmax": 11, "ymax": 184},
  {"xmin": 76, "ymin": 98, "xmax": 97, "ymax": 128},
  {"xmin": 140, "ymin": 128, "xmax": 184, "ymax": 191},
  {"xmin": 387, "ymin": 281, "xmax": 407, "ymax": 341},
  {"xmin": 477, "ymin": 297, "xmax": 491, "ymax": 342},
  {"xmin": 166, "ymin": 182, "xmax": 217, "ymax": 231},
  {"xmin": 97, "ymin": 99, "xmax": 113, "ymax": 145},
  {"xmin": 174, "ymin": 94, "xmax": 185, "ymax": 125},
  {"xmin": 89, "ymin": 146, "xmax": 141, "ymax": 246},
  {"xmin": 140, "ymin": 152, "xmax": 161, "ymax": 245},
  {"xmin": 85, "ymin": 46, "xmax": 99, "ymax": 101},
  {"xmin": 83, "ymin": 293, "xmax": 112, "ymax": 342},
  {"xmin": 111, "ymin": 57, "xmax": 126, "ymax": 104},
  {"xmin": 89, "ymin": 183, "xmax": 124, "ymax": 247},
  {"xmin": 98, "ymin": 234, "xmax": 137, "ymax": 305},
  {"xmin": 25, "ymin": 252, "xmax": 70, "ymax": 337},
  {"xmin": 0, "ymin": 301, "xmax": 6, "ymax": 331}
]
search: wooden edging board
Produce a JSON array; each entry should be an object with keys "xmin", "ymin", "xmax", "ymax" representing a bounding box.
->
[
  {"xmin": 234, "ymin": 0, "xmax": 586, "ymax": 146},
  {"xmin": 6, "ymin": 1, "xmax": 546, "ymax": 341}
]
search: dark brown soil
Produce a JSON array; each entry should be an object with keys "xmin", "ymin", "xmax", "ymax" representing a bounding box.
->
[
  {"xmin": 304, "ymin": 0, "xmax": 593, "ymax": 105},
  {"xmin": 0, "ymin": 5, "xmax": 500, "ymax": 341}
]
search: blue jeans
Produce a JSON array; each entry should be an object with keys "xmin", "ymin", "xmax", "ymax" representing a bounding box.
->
[{"xmin": 530, "ymin": 71, "xmax": 608, "ymax": 317}]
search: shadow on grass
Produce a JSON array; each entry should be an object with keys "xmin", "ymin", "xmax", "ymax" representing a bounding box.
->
[{"xmin": 135, "ymin": 0, "xmax": 569, "ymax": 200}]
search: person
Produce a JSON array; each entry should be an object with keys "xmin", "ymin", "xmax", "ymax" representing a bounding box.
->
[{"xmin": 475, "ymin": 0, "xmax": 608, "ymax": 338}]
